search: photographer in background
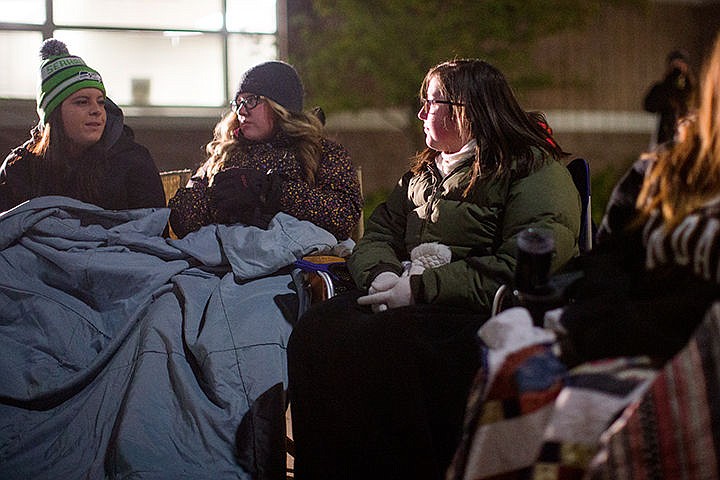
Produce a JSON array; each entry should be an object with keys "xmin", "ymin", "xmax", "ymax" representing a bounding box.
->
[{"xmin": 643, "ymin": 49, "xmax": 697, "ymax": 147}]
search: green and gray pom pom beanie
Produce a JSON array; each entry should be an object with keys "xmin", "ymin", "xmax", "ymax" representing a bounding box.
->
[{"xmin": 37, "ymin": 38, "xmax": 105, "ymax": 125}]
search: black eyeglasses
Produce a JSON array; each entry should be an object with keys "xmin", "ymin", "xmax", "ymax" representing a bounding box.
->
[
  {"xmin": 420, "ymin": 97, "xmax": 465, "ymax": 110},
  {"xmin": 230, "ymin": 94, "xmax": 263, "ymax": 113}
]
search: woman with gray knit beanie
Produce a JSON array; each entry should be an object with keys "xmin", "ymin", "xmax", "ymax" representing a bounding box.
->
[
  {"xmin": 167, "ymin": 60, "xmax": 363, "ymax": 240},
  {"xmin": 0, "ymin": 39, "xmax": 166, "ymax": 213}
]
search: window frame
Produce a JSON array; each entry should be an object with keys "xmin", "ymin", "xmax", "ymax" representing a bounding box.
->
[{"xmin": 0, "ymin": 0, "xmax": 286, "ymax": 109}]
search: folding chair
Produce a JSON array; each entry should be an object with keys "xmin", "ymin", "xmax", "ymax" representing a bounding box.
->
[
  {"xmin": 566, "ymin": 157, "xmax": 593, "ymax": 254},
  {"xmin": 159, "ymin": 168, "xmax": 193, "ymax": 205}
]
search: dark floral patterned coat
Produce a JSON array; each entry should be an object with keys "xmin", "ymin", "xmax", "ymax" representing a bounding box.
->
[{"xmin": 168, "ymin": 132, "xmax": 362, "ymax": 240}]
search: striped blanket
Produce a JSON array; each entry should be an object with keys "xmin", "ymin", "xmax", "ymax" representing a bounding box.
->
[{"xmin": 586, "ymin": 302, "xmax": 720, "ymax": 480}]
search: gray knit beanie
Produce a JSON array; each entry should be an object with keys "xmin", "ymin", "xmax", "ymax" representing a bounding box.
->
[
  {"xmin": 236, "ymin": 61, "xmax": 303, "ymax": 113},
  {"xmin": 37, "ymin": 39, "xmax": 105, "ymax": 125}
]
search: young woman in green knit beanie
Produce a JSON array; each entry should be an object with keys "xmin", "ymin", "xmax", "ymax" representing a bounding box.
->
[{"xmin": 0, "ymin": 39, "xmax": 166, "ymax": 213}]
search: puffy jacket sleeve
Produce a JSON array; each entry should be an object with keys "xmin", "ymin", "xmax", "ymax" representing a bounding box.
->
[
  {"xmin": 420, "ymin": 161, "xmax": 581, "ymax": 313},
  {"xmin": 277, "ymin": 139, "xmax": 362, "ymax": 240},
  {"xmin": 167, "ymin": 161, "xmax": 215, "ymax": 238},
  {"xmin": 0, "ymin": 149, "xmax": 31, "ymax": 213},
  {"xmin": 347, "ymin": 171, "xmax": 415, "ymax": 288},
  {"xmin": 123, "ymin": 142, "xmax": 166, "ymax": 210}
]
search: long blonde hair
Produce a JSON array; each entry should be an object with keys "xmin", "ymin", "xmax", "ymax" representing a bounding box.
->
[
  {"xmin": 204, "ymin": 98, "xmax": 324, "ymax": 186},
  {"xmin": 637, "ymin": 33, "xmax": 720, "ymax": 229}
]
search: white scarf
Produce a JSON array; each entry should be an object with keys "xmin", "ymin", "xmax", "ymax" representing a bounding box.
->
[{"xmin": 435, "ymin": 139, "xmax": 477, "ymax": 177}]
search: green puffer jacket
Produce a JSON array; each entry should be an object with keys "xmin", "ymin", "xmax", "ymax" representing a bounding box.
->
[{"xmin": 348, "ymin": 157, "xmax": 581, "ymax": 313}]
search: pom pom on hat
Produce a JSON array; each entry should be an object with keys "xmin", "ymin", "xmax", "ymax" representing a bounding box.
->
[
  {"xmin": 40, "ymin": 38, "xmax": 70, "ymax": 59},
  {"xmin": 37, "ymin": 38, "xmax": 105, "ymax": 125},
  {"xmin": 235, "ymin": 61, "xmax": 303, "ymax": 114}
]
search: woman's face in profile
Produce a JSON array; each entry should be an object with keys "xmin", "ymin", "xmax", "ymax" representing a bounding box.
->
[
  {"xmin": 417, "ymin": 77, "xmax": 467, "ymax": 154},
  {"xmin": 61, "ymin": 88, "xmax": 107, "ymax": 153},
  {"xmin": 234, "ymin": 93, "xmax": 277, "ymax": 142}
]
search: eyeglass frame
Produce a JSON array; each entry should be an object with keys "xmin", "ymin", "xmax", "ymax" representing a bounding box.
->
[
  {"xmin": 230, "ymin": 94, "xmax": 264, "ymax": 113},
  {"xmin": 419, "ymin": 97, "xmax": 465, "ymax": 111}
]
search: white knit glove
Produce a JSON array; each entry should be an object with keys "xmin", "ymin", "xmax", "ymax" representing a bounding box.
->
[
  {"xmin": 364, "ymin": 271, "xmax": 400, "ymax": 313},
  {"xmin": 368, "ymin": 271, "xmax": 400, "ymax": 294},
  {"xmin": 358, "ymin": 275, "xmax": 414, "ymax": 310},
  {"xmin": 409, "ymin": 242, "xmax": 452, "ymax": 271},
  {"xmin": 359, "ymin": 243, "xmax": 451, "ymax": 313}
]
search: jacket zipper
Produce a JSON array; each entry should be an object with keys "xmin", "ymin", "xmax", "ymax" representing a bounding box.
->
[{"xmin": 421, "ymin": 158, "xmax": 474, "ymax": 238}]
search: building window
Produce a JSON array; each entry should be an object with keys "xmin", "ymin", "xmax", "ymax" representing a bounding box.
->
[
  {"xmin": 0, "ymin": 0, "xmax": 45, "ymax": 24},
  {"xmin": 227, "ymin": 0, "xmax": 277, "ymax": 33},
  {"xmin": 0, "ymin": 0, "xmax": 279, "ymax": 107},
  {"xmin": 0, "ymin": 31, "xmax": 44, "ymax": 98}
]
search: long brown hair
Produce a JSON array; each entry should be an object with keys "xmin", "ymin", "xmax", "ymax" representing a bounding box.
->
[
  {"xmin": 412, "ymin": 59, "xmax": 567, "ymax": 196},
  {"xmin": 636, "ymin": 33, "xmax": 720, "ymax": 229},
  {"xmin": 25, "ymin": 108, "xmax": 105, "ymax": 203},
  {"xmin": 204, "ymin": 98, "xmax": 324, "ymax": 186}
]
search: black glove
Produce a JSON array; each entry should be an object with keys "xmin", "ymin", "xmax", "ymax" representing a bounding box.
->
[{"xmin": 210, "ymin": 167, "xmax": 284, "ymax": 228}]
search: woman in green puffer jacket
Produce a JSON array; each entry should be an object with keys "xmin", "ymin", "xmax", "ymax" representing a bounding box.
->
[{"xmin": 288, "ymin": 58, "xmax": 581, "ymax": 480}]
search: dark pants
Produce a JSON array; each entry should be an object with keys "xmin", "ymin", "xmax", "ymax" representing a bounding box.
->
[{"xmin": 287, "ymin": 291, "xmax": 485, "ymax": 480}]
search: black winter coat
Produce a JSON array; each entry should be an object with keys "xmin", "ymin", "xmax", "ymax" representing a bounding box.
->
[{"xmin": 0, "ymin": 99, "xmax": 166, "ymax": 212}]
